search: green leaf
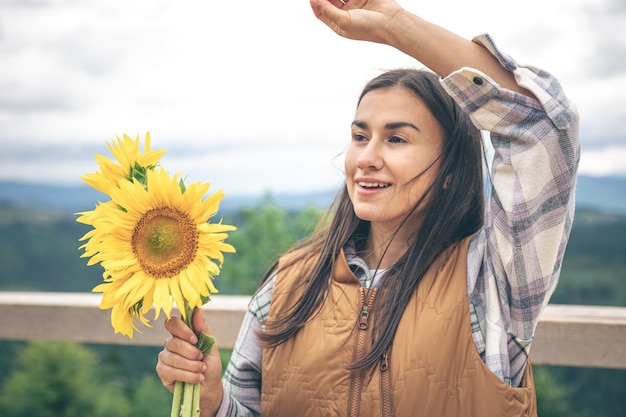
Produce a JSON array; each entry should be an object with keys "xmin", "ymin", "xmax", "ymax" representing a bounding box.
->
[{"xmin": 196, "ymin": 332, "xmax": 215, "ymax": 356}]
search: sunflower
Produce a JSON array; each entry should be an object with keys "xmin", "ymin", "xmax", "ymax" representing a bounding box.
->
[
  {"xmin": 77, "ymin": 167, "xmax": 236, "ymax": 338},
  {"xmin": 81, "ymin": 132, "xmax": 165, "ymax": 196}
]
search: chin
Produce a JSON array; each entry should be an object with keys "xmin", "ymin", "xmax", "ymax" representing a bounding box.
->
[{"xmin": 353, "ymin": 209, "xmax": 387, "ymax": 223}]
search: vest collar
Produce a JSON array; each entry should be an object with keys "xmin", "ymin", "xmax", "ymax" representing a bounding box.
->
[{"xmin": 334, "ymin": 248, "xmax": 361, "ymax": 285}]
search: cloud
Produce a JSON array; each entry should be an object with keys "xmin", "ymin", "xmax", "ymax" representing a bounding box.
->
[
  {"xmin": 0, "ymin": 0, "xmax": 625, "ymax": 194},
  {"xmin": 0, "ymin": 135, "xmax": 347, "ymax": 195},
  {"xmin": 577, "ymin": 0, "xmax": 626, "ymax": 78},
  {"xmin": 489, "ymin": 0, "xmax": 626, "ymax": 146},
  {"xmin": 579, "ymin": 144, "xmax": 626, "ymax": 176}
]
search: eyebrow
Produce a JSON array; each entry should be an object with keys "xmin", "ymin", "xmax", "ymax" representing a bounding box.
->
[{"xmin": 351, "ymin": 120, "xmax": 421, "ymax": 132}]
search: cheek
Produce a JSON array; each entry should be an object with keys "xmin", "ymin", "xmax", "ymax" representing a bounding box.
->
[
  {"xmin": 405, "ymin": 168, "xmax": 441, "ymax": 206},
  {"xmin": 396, "ymin": 160, "xmax": 439, "ymax": 197},
  {"xmin": 344, "ymin": 148, "xmax": 357, "ymax": 176}
]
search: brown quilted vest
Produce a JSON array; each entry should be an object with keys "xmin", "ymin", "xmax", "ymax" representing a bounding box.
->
[{"xmin": 261, "ymin": 237, "xmax": 537, "ymax": 417}]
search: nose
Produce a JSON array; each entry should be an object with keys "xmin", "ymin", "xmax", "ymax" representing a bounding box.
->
[{"xmin": 356, "ymin": 140, "xmax": 384, "ymax": 170}]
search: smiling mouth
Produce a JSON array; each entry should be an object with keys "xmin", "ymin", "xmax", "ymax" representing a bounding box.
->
[{"xmin": 358, "ymin": 182, "xmax": 391, "ymax": 189}]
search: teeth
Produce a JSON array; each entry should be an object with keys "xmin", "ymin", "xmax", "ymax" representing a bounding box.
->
[{"xmin": 358, "ymin": 182, "xmax": 389, "ymax": 188}]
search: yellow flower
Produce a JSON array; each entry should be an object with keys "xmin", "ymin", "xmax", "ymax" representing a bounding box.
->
[
  {"xmin": 77, "ymin": 167, "xmax": 236, "ymax": 338},
  {"xmin": 81, "ymin": 132, "xmax": 165, "ymax": 196}
]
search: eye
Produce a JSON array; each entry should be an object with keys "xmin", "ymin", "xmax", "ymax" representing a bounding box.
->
[
  {"xmin": 352, "ymin": 133, "xmax": 368, "ymax": 142},
  {"xmin": 388, "ymin": 135, "xmax": 407, "ymax": 144}
]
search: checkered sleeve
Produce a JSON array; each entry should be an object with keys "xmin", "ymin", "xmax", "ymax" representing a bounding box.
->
[
  {"xmin": 441, "ymin": 33, "xmax": 580, "ymax": 386},
  {"xmin": 215, "ymin": 276, "xmax": 274, "ymax": 417}
]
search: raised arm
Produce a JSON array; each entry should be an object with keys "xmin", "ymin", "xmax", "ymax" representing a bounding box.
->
[{"xmin": 310, "ymin": 0, "xmax": 532, "ymax": 97}]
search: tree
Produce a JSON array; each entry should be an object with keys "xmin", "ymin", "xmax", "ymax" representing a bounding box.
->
[
  {"xmin": 533, "ymin": 365, "xmax": 577, "ymax": 416},
  {"xmin": 0, "ymin": 341, "xmax": 185, "ymax": 416},
  {"xmin": 130, "ymin": 375, "xmax": 172, "ymax": 417},
  {"xmin": 0, "ymin": 341, "xmax": 130, "ymax": 417},
  {"xmin": 219, "ymin": 203, "xmax": 323, "ymax": 295}
]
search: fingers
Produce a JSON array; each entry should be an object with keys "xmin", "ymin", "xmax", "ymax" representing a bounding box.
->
[
  {"xmin": 310, "ymin": 0, "xmax": 345, "ymax": 25},
  {"xmin": 192, "ymin": 307, "xmax": 210, "ymax": 336},
  {"xmin": 310, "ymin": 0, "xmax": 383, "ymax": 42},
  {"xmin": 165, "ymin": 315, "xmax": 198, "ymax": 345},
  {"xmin": 190, "ymin": 308, "xmax": 221, "ymax": 366},
  {"xmin": 157, "ymin": 309, "xmax": 225, "ymax": 396},
  {"xmin": 310, "ymin": 0, "xmax": 404, "ymax": 45},
  {"xmin": 311, "ymin": 1, "xmax": 352, "ymax": 40},
  {"xmin": 156, "ymin": 310, "xmax": 225, "ymax": 415},
  {"xmin": 191, "ymin": 309, "xmax": 223, "ymax": 374},
  {"xmin": 156, "ymin": 343, "xmax": 207, "ymax": 390},
  {"xmin": 328, "ymin": 0, "xmax": 347, "ymax": 9},
  {"xmin": 157, "ymin": 311, "xmax": 211, "ymax": 391}
]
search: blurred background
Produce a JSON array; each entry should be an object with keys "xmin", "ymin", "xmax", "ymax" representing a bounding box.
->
[{"xmin": 1, "ymin": 0, "xmax": 625, "ymax": 416}]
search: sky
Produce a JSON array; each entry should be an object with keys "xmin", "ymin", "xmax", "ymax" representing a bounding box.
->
[{"xmin": 1, "ymin": 0, "xmax": 625, "ymax": 196}]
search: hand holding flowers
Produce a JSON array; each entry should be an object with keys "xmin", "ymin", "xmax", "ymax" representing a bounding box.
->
[{"xmin": 160, "ymin": 309, "xmax": 226, "ymax": 417}]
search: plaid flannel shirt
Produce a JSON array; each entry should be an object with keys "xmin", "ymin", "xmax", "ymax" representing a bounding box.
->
[{"xmin": 215, "ymin": 34, "xmax": 580, "ymax": 417}]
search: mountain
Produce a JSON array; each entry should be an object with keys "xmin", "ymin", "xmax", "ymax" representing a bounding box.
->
[
  {"xmin": 0, "ymin": 175, "xmax": 624, "ymax": 215},
  {"xmin": 574, "ymin": 175, "xmax": 626, "ymax": 214},
  {"xmin": 0, "ymin": 181, "xmax": 336, "ymax": 215}
]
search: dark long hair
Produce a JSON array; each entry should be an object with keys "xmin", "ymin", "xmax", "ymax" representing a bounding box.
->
[{"xmin": 258, "ymin": 69, "xmax": 484, "ymax": 371}]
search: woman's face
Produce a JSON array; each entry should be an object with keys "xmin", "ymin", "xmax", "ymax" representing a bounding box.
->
[{"xmin": 345, "ymin": 85, "xmax": 444, "ymax": 233}]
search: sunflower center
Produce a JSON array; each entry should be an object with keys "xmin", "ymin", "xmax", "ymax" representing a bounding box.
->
[{"xmin": 132, "ymin": 206, "xmax": 199, "ymax": 278}]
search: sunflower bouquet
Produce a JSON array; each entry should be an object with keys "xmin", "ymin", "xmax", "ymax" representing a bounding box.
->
[{"xmin": 77, "ymin": 133, "xmax": 235, "ymax": 417}]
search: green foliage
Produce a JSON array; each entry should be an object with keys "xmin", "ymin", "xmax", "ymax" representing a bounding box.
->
[
  {"xmin": 217, "ymin": 203, "xmax": 323, "ymax": 294},
  {"xmin": 92, "ymin": 382, "xmax": 132, "ymax": 417},
  {"xmin": 0, "ymin": 342, "xmax": 106, "ymax": 417},
  {"xmin": 534, "ymin": 365, "xmax": 626, "ymax": 417},
  {"xmin": 0, "ymin": 203, "xmax": 101, "ymax": 292},
  {"xmin": 131, "ymin": 375, "xmax": 172, "ymax": 417},
  {"xmin": 552, "ymin": 210, "xmax": 626, "ymax": 306},
  {"xmin": 0, "ymin": 201, "xmax": 625, "ymax": 416},
  {"xmin": 533, "ymin": 365, "xmax": 576, "ymax": 416},
  {"xmin": 0, "ymin": 341, "xmax": 24, "ymax": 385},
  {"xmin": 88, "ymin": 344, "xmax": 164, "ymax": 385},
  {"xmin": 535, "ymin": 209, "xmax": 626, "ymax": 417},
  {"xmin": 0, "ymin": 341, "xmax": 174, "ymax": 417}
]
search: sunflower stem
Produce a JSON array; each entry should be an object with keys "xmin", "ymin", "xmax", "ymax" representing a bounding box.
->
[
  {"xmin": 182, "ymin": 382, "xmax": 194, "ymax": 417},
  {"xmin": 183, "ymin": 303, "xmax": 194, "ymax": 329},
  {"xmin": 171, "ymin": 380, "xmax": 183, "ymax": 417},
  {"xmin": 192, "ymin": 382, "xmax": 201, "ymax": 417},
  {"xmin": 176, "ymin": 305, "xmax": 215, "ymax": 417}
]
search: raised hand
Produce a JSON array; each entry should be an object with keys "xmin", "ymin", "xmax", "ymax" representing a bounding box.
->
[{"xmin": 309, "ymin": 0, "xmax": 403, "ymax": 44}]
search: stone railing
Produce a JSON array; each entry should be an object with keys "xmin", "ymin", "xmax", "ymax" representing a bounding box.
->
[{"xmin": 1, "ymin": 292, "xmax": 625, "ymax": 369}]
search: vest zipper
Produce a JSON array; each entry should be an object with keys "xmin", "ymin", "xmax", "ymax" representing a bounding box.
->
[
  {"xmin": 348, "ymin": 288, "xmax": 377, "ymax": 417},
  {"xmin": 380, "ymin": 348, "xmax": 394, "ymax": 417}
]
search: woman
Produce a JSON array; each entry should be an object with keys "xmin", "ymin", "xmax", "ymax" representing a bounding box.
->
[{"xmin": 156, "ymin": 1, "xmax": 580, "ymax": 416}]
